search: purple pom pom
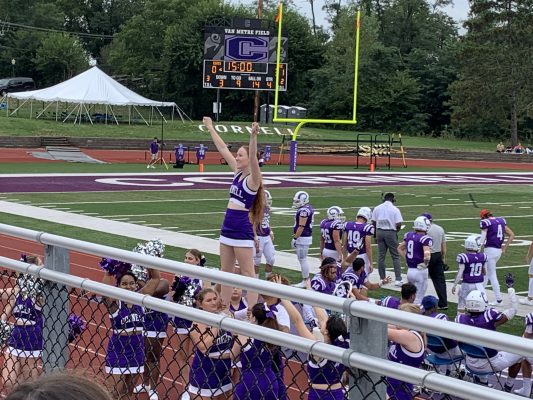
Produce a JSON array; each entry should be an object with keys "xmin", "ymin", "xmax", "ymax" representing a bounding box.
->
[
  {"xmin": 68, "ymin": 314, "xmax": 86, "ymax": 343},
  {"xmin": 20, "ymin": 253, "xmax": 28, "ymax": 262},
  {"xmin": 99, "ymin": 258, "xmax": 132, "ymax": 277}
]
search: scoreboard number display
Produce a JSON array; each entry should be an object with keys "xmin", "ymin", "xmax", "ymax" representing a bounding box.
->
[{"xmin": 203, "ymin": 19, "xmax": 288, "ymax": 91}]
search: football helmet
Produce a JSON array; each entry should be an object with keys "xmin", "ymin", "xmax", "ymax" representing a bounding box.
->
[
  {"xmin": 465, "ymin": 290, "xmax": 488, "ymax": 313},
  {"xmin": 464, "ymin": 235, "xmax": 482, "ymax": 252},
  {"xmin": 292, "ymin": 191, "xmax": 309, "ymax": 208},
  {"xmin": 264, "ymin": 190, "xmax": 272, "ymax": 207},
  {"xmin": 327, "ymin": 206, "xmax": 345, "ymax": 221},
  {"xmin": 413, "ymin": 216, "xmax": 431, "ymax": 232},
  {"xmin": 356, "ymin": 207, "xmax": 372, "ymax": 222}
]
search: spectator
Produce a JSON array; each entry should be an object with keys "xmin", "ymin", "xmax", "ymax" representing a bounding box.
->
[
  {"xmin": 372, "ymin": 193, "xmax": 404, "ymax": 286},
  {"xmin": 496, "ymin": 142, "xmax": 505, "ymax": 153},
  {"xmin": 514, "ymin": 143, "xmax": 525, "ymax": 154},
  {"xmin": 147, "ymin": 137, "xmax": 160, "ymax": 169},
  {"xmin": 421, "ymin": 213, "xmax": 448, "ymax": 309},
  {"xmin": 5, "ymin": 372, "xmax": 113, "ymax": 400}
]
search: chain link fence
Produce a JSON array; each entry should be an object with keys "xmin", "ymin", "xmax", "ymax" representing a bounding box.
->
[{"xmin": 0, "ymin": 225, "xmax": 529, "ymax": 400}]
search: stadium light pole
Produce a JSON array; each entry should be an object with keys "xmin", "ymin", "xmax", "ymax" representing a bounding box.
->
[{"xmin": 252, "ymin": 0, "xmax": 264, "ymax": 122}]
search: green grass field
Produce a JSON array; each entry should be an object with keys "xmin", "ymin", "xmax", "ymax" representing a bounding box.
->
[
  {"xmin": 0, "ymin": 113, "xmax": 498, "ymax": 151},
  {"xmin": 1, "ymin": 182, "xmax": 532, "ymax": 335}
]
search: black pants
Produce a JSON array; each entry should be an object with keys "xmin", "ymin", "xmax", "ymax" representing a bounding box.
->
[{"xmin": 428, "ymin": 252, "xmax": 447, "ymax": 308}]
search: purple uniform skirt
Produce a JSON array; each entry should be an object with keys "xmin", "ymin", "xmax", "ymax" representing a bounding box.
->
[
  {"xmin": 105, "ymin": 333, "xmax": 144, "ymax": 374},
  {"xmin": 386, "ymin": 378, "xmax": 414, "ymax": 400},
  {"xmin": 173, "ymin": 316, "xmax": 193, "ymax": 335},
  {"xmin": 234, "ymin": 369, "xmax": 279, "ymax": 400},
  {"xmin": 7, "ymin": 324, "xmax": 43, "ymax": 358},
  {"xmin": 188, "ymin": 353, "xmax": 233, "ymax": 396},
  {"xmin": 144, "ymin": 310, "xmax": 169, "ymax": 338},
  {"xmin": 308, "ymin": 387, "xmax": 345, "ymax": 400},
  {"xmin": 220, "ymin": 209, "xmax": 254, "ymax": 247}
]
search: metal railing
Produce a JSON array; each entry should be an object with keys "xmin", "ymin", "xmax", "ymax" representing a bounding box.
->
[{"xmin": 0, "ymin": 222, "xmax": 528, "ymax": 399}]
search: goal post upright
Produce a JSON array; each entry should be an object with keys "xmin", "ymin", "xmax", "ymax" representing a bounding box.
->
[{"xmin": 273, "ymin": 2, "xmax": 361, "ymax": 171}]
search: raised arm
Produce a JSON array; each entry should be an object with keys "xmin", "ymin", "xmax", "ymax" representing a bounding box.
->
[
  {"xmin": 246, "ymin": 122, "xmax": 261, "ymax": 191},
  {"xmin": 139, "ymin": 268, "xmax": 161, "ymax": 296},
  {"xmin": 203, "ymin": 116, "xmax": 237, "ymax": 171},
  {"xmin": 101, "ymin": 272, "xmax": 119, "ymax": 312},
  {"xmin": 280, "ymin": 299, "xmax": 315, "ymax": 340}
]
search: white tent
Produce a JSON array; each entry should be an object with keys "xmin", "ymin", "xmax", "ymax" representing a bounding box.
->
[{"xmin": 3, "ymin": 66, "xmax": 190, "ymax": 124}]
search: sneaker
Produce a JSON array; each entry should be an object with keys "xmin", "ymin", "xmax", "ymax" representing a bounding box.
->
[
  {"xmin": 520, "ymin": 298, "xmax": 533, "ymax": 306},
  {"xmin": 473, "ymin": 376, "xmax": 490, "ymax": 386},
  {"xmin": 394, "ymin": 280, "xmax": 403, "ymax": 287},
  {"xmin": 504, "ymin": 383, "xmax": 514, "ymax": 392},
  {"xmin": 149, "ymin": 390, "xmax": 159, "ymax": 400},
  {"xmin": 133, "ymin": 384, "xmax": 149, "ymax": 394},
  {"xmin": 488, "ymin": 300, "xmax": 503, "ymax": 306},
  {"xmin": 515, "ymin": 387, "xmax": 532, "ymax": 397},
  {"xmin": 438, "ymin": 306, "xmax": 448, "ymax": 310},
  {"xmin": 146, "ymin": 165, "xmax": 150, "ymax": 169},
  {"xmin": 293, "ymin": 279, "xmax": 309, "ymax": 288}
]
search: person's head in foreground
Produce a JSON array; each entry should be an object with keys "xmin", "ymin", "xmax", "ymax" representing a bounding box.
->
[{"xmin": 5, "ymin": 372, "xmax": 113, "ymax": 400}]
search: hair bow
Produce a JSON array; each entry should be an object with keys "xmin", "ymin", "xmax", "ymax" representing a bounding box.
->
[{"xmin": 264, "ymin": 304, "xmax": 277, "ymax": 319}]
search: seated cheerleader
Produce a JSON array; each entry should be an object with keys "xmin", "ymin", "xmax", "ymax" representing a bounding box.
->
[
  {"xmin": 170, "ymin": 249, "xmax": 204, "ymax": 398},
  {"xmin": 1, "ymin": 255, "xmax": 44, "ymax": 392},
  {"xmin": 230, "ymin": 287, "xmax": 248, "ymax": 321},
  {"xmin": 232, "ymin": 303, "xmax": 280, "ymax": 400},
  {"xmin": 187, "ymin": 288, "xmax": 234, "ymax": 400},
  {"xmin": 101, "ymin": 261, "xmax": 160, "ymax": 399},
  {"xmin": 280, "ymin": 298, "xmax": 349, "ymax": 400}
]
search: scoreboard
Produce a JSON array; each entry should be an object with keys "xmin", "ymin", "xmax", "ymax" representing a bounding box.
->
[{"xmin": 203, "ymin": 19, "xmax": 288, "ymax": 91}]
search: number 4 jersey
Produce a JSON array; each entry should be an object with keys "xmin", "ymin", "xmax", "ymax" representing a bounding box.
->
[
  {"xmin": 456, "ymin": 252, "xmax": 488, "ymax": 284},
  {"xmin": 480, "ymin": 217, "xmax": 506, "ymax": 249}
]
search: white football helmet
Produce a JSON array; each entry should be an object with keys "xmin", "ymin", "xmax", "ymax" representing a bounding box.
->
[
  {"xmin": 464, "ymin": 234, "xmax": 482, "ymax": 252},
  {"xmin": 465, "ymin": 290, "xmax": 488, "ymax": 313},
  {"xmin": 413, "ymin": 216, "xmax": 431, "ymax": 232},
  {"xmin": 292, "ymin": 191, "xmax": 309, "ymax": 208},
  {"xmin": 264, "ymin": 190, "xmax": 272, "ymax": 207},
  {"xmin": 356, "ymin": 207, "xmax": 372, "ymax": 222},
  {"xmin": 327, "ymin": 206, "xmax": 345, "ymax": 221}
]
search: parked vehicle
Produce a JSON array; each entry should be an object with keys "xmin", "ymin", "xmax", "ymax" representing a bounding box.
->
[{"xmin": 0, "ymin": 77, "xmax": 35, "ymax": 96}]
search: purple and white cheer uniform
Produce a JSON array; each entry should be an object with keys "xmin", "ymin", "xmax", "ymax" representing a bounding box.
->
[
  {"xmin": 144, "ymin": 308, "xmax": 169, "ymax": 339},
  {"xmin": 188, "ymin": 327, "xmax": 234, "ymax": 396},
  {"xmin": 105, "ymin": 301, "xmax": 145, "ymax": 375},
  {"xmin": 220, "ymin": 171, "xmax": 257, "ymax": 248},
  {"xmin": 386, "ymin": 330, "xmax": 425, "ymax": 400},
  {"xmin": 7, "ymin": 295, "xmax": 44, "ymax": 358},
  {"xmin": 233, "ymin": 338, "xmax": 279, "ymax": 400}
]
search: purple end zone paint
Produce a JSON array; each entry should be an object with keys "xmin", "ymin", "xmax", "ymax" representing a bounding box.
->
[
  {"xmin": 289, "ymin": 140, "xmax": 297, "ymax": 172},
  {"xmin": 1, "ymin": 172, "xmax": 533, "ymax": 193}
]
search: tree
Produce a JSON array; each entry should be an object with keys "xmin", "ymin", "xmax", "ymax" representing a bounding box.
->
[
  {"xmin": 33, "ymin": 33, "xmax": 89, "ymax": 85},
  {"xmin": 449, "ymin": 0, "xmax": 533, "ymax": 143}
]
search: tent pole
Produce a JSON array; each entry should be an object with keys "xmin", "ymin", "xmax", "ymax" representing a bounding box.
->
[
  {"xmin": 10, "ymin": 99, "xmax": 29, "ymax": 116},
  {"xmin": 133, "ymin": 105, "xmax": 149, "ymax": 125},
  {"xmin": 150, "ymin": 106, "xmax": 153, "ymax": 125},
  {"xmin": 62, "ymin": 103, "xmax": 78, "ymax": 122},
  {"xmin": 156, "ymin": 107, "xmax": 167, "ymax": 123},
  {"xmin": 108, "ymin": 105, "xmax": 119, "ymax": 125},
  {"xmin": 5, "ymin": 96, "xmax": 8, "ymax": 117},
  {"xmin": 105, "ymin": 104, "xmax": 108, "ymax": 125},
  {"xmin": 171, "ymin": 106, "xmax": 174, "ymax": 121},
  {"xmin": 55, "ymin": 102, "xmax": 59, "ymax": 122},
  {"xmin": 83, "ymin": 104, "xmax": 93, "ymax": 125},
  {"xmin": 128, "ymin": 105, "xmax": 131, "ymax": 125},
  {"xmin": 35, "ymin": 101, "xmax": 54, "ymax": 119},
  {"xmin": 30, "ymin": 100, "xmax": 33, "ymax": 119}
]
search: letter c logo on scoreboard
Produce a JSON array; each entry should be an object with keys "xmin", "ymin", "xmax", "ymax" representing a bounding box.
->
[{"xmin": 225, "ymin": 35, "xmax": 268, "ymax": 62}]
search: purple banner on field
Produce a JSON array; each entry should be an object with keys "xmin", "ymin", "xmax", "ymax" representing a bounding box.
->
[{"xmin": 289, "ymin": 140, "xmax": 297, "ymax": 172}]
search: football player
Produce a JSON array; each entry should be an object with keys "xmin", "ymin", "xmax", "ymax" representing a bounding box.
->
[
  {"xmin": 291, "ymin": 191, "xmax": 314, "ymax": 287},
  {"xmin": 254, "ymin": 190, "xmax": 275, "ymax": 280},
  {"xmin": 344, "ymin": 207, "xmax": 375, "ymax": 274},
  {"xmin": 319, "ymin": 206, "xmax": 345, "ymax": 262}
]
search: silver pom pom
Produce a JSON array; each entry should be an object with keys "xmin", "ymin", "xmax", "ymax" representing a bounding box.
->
[
  {"xmin": 131, "ymin": 238, "xmax": 163, "ymax": 282},
  {"xmin": 0, "ymin": 320, "xmax": 12, "ymax": 345},
  {"xmin": 145, "ymin": 239, "xmax": 165, "ymax": 258},
  {"xmin": 16, "ymin": 274, "xmax": 44, "ymax": 301}
]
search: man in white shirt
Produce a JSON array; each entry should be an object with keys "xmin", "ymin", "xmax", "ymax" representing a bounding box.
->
[{"xmin": 372, "ymin": 193, "xmax": 403, "ymax": 286}]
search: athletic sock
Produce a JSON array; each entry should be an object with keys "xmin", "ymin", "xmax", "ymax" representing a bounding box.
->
[{"xmin": 529, "ymin": 277, "xmax": 533, "ymax": 298}]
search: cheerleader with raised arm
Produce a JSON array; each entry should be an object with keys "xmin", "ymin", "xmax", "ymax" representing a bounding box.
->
[
  {"xmin": 187, "ymin": 288, "xmax": 234, "ymax": 400},
  {"xmin": 1, "ymin": 255, "xmax": 44, "ymax": 392},
  {"xmin": 232, "ymin": 303, "xmax": 281, "ymax": 400},
  {"xmin": 280, "ymin": 294, "xmax": 349, "ymax": 400},
  {"xmin": 203, "ymin": 116, "xmax": 265, "ymax": 309},
  {"xmin": 100, "ymin": 259, "xmax": 160, "ymax": 399}
]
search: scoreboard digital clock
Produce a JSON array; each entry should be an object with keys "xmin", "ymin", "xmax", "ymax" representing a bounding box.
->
[
  {"xmin": 203, "ymin": 60, "xmax": 287, "ymax": 90},
  {"xmin": 203, "ymin": 18, "xmax": 288, "ymax": 91}
]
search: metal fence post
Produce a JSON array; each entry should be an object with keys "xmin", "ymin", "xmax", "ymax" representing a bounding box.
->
[
  {"xmin": 349, "ymin": 315, "xmax": 387, "ymax": 400},
  {"xmin": 42, "ymin": 244, "xmax": 70, "ymax": 372}
]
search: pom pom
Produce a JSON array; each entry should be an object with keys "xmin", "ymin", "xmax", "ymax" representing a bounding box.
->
[
  {"xmin": 99, "ymin": 258, "xmax": 132, "ymax": 277},
  {"xmin": 0, "ymin": 320, "xmax": 12, "ymax": 345},
  {"xmin": 20, "ymin": 253, "xmax": 28, "ymax": 262},
  {"xmin": 16, "ymin": 274, "xmax": 44, "ymax": 301},
  {"xmin": 199, "ymin": 255, "xmax": 206, "ymax": 267},
  {"xmin": 172, "ymin": 276, "xmax": 200, "ymax": 306},
  {"xmin": 68, "ymin": 314, "xmax": 86, "ymax": 343},
  {"xmin": 145, "ymin": 239, "xmax": 165, "ymax": 258}
]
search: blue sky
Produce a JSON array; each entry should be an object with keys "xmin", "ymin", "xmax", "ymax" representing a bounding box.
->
[{"xmin": 231, "ymin": 0, "xmax": 470, "ymax": 28}]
